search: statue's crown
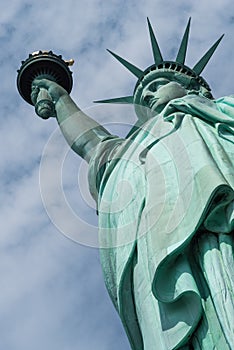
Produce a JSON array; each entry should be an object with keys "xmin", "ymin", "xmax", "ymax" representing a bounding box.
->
[{"xmin": 95, "ymin": 18, "xmax": 224, "ymax": 106}]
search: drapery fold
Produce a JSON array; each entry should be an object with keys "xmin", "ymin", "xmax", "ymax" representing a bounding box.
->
[{"xmin": 88, "ymin": 94, "xmax": 234, "ymax": 349}]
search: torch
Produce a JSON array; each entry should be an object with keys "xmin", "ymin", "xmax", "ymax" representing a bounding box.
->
[{"xmin": 17, "ymin": 50, "xmax": 74, "ymax": 119}]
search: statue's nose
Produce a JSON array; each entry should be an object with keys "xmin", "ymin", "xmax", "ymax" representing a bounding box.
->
[{"xmin": 142, "ymin": 91, "xmax": 155, "ymax": 104}]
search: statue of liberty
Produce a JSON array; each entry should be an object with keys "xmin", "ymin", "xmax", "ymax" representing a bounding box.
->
[{"xmin": 22, "ymin": 18, "xmax": 234, "ymax": 349}]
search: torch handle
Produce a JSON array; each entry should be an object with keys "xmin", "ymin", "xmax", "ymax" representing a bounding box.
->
[{"xmin": 35, "ymin": 87, "xmax": 56, "ymax": 119}]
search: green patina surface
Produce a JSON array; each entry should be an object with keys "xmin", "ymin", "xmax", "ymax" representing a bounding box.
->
[{"xmin": 24, "ymin": 18, "xmax": 234, "ymax": 350}]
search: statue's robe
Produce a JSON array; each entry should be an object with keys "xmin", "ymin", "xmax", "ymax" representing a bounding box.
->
[{"xmin": 88, "ymin": 94, "xmax": 234, "ymax": 349}]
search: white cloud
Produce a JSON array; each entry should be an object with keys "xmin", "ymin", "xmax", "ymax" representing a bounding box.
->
[{"xmin": 1, "ymin": 0, "xmax": 234, "ymax": 349}]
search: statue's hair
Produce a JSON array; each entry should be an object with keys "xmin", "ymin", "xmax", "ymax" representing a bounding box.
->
[{"xmin": 94, "ymin": 18, "xmax": 223, "ymax": 120}]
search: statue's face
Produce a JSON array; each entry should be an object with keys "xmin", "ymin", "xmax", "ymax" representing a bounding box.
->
[{"xmin": 140, "ymin": 77, "xmax": 188, "ymax": 112}]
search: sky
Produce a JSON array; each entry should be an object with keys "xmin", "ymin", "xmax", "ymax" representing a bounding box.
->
[{"xmin": 1, "ymin": 1, "xmax": 234, "ymax": 349}]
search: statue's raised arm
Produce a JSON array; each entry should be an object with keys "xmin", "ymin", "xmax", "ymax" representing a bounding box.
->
[
  {"xmin": 31, "ymin": 78, "xmax": 111, "ymax": 162},
  {"xmin": 17, "ymin": 18, "xmax": 234, "ymax": 350}
]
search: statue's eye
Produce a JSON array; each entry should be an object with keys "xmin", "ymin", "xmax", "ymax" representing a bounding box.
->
[
  {"xmin": 148, "ymin": 83, "xmax": 157, "ymax": 92},
  {"xmin": 148, "ymin": 79, "xmax": 169, "ymax": 92}
]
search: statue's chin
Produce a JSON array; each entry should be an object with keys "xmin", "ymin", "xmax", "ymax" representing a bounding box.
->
[
  {"xmin": 151, "ymin": 101, "xmax": 167, "ymax": 114},
  {"xmin": 150, "ymin": 96, "xmax": 171, "ymax": 113}
]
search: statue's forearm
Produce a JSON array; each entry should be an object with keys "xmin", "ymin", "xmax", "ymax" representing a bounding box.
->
[{"xmin": 55, "ymin": 94, "xmax": 111, "ymax": 161}]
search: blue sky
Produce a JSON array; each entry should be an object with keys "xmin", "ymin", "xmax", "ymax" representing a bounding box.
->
[{"xmin": 1, "ymin": 1, "xmax": 234, "ymax": 349}]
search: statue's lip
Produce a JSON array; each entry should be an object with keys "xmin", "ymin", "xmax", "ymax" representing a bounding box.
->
[{"xmin": 149, "ymin": 97, "xmax": 160, "ymax": 109}]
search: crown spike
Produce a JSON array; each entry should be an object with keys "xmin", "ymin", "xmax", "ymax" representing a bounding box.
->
[
  {"xmin": 94, "ymin": 96, "xmax": 134, "ymax": 104},
  {"xmin": 147, "ymin": 18, "xmax": 163, "ymax": 65},
  {"xmin": 176, "ymin": 17, "xmax": 191, "ymax": 64},
  {"xmin": 193, "ymin": 34, "xmax": 224, "ymax": 75},
  {"xmin": 107, "ymin": 49, "xmax": 143, "ymax": 78}
]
